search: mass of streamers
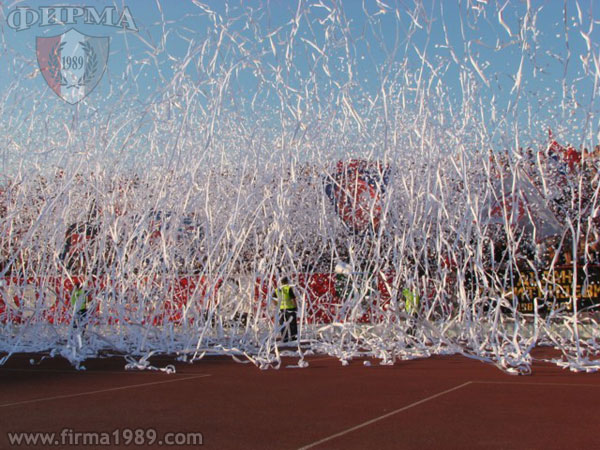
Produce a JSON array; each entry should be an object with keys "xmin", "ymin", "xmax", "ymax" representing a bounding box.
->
[{"xmin": 1, "ymin": 0, "xmax": 600, "ymax": 373}]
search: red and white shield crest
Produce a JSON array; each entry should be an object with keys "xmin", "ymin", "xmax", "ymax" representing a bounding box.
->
[
  {"xmin": 325, "ymin": 160, "xmax": 389, "ymax": 233},
  {"xmin": 36, "ymin": 28, "xmax": 109, "ymax": 104}
]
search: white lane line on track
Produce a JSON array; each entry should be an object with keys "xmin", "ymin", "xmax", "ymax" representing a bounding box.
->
[
  {"xmin": 298, "ymin": 381, "xmax": 473, "ymax": 450},
  {"xmin": 0, "ymin": 374, "xmax": 211, "ymax": 408},
  {"xmin": 473, "ymin": 380, "xmax": 600, "ymax": 388},
  {"xmin": 0, "ymin": 368, "xmax": 165, "ymax": 374}
]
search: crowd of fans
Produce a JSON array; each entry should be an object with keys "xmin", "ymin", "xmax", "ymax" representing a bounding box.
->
[
  {"xmin": 1, "ymin": 136, "xmax": 600, "ymax": 284},
  {"xmin": 487, "ymin": 137, "xmax": 600, "ymax": 269}
]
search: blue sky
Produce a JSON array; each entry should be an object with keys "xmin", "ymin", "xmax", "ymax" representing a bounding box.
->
[{"xmin": 0, "ymin": 0, "xmax": 598, "ymax": 165}]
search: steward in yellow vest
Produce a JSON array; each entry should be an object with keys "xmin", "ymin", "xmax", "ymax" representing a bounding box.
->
[
  {"xmin": 402, "ymin": 288, "xmax": 420, "ymax": 315},
  {"xmin": 274, "ymin": 277, "xmax": 297, "ymax": 342},
  {"xmin": 70, "ymin": 280, "xmax": 89, "ymax": 330},
  {"xmin": 402, "ymin": 287, "xmax": 420, "ymax": 338}
]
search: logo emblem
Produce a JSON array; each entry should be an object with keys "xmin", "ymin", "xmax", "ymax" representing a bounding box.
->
[
  {"xmin": 325, "ymin": 160, "xmax": 389, "ymax": 233},
  {"xmin": 36, "ymin": 28, "xmax": 109, "ymax": 104}
]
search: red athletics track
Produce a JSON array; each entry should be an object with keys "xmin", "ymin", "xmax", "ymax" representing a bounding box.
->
[{"xmin": 0, "ymin": 348, "xmax": 599, "ymax": 449}]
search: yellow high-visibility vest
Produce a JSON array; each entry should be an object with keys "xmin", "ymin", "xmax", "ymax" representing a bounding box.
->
[
  {"xmin": 71, "ymin": 288, "xmax": 87, "ymax": 311},
  {"xmin": 276, "ymin": 285, "xmax": 296, "ymax": 310},
  {"xmin": 403, "ymin": 288, "xmax": 419, "ymax": 315}
]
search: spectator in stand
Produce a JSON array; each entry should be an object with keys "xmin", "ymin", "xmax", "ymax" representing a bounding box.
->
[
  {"xmin": 564, "ymin": 145, "xmax": 582, "ymax": 172},
  {"xmin": 589, "ymin": 145, "xmax": 600, "ymax": 170}
]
